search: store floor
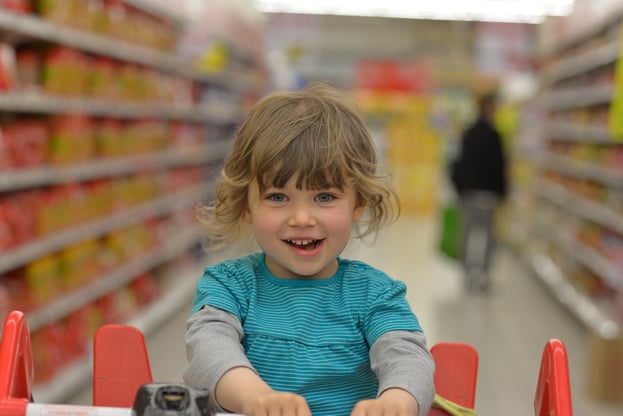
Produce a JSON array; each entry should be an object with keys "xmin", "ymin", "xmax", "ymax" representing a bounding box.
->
[{"xmin": 69, "ymin": 214, "xmax": 623, "ymax": 416}]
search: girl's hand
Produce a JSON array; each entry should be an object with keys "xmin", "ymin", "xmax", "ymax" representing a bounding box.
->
[
  {"xmin": 351, "ymin": 388, "xmax": 419, "ymax": 416},
  {"xmin": 242, "ymin": 391, "xmax": 311, "ymax": 416},
  {"xmin": 216, "ymin": 367, "xmax": 311, "ymax": 416}
]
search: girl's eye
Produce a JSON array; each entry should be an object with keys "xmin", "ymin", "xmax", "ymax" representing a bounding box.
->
[
  {"xmin": 266, "ymin": 193, "xmax": 287, "ymax": 202},
  {"xmin": 316, "ymin": 193, "xmax": 336, "ymax": 203}
]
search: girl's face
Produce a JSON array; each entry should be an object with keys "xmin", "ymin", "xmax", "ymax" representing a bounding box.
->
[{"xmin": 244, "ymin": 175, "xmax": 365, "ymax": 279}]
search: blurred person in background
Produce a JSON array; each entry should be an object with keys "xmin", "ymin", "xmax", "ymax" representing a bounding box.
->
[{"xmin": 451, "ymin": 92, "xmax": 508, "ymax": 292}]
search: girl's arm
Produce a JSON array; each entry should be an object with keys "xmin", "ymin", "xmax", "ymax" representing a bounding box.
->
[
  {"xmin": 183, "ymin": 306, "xmax": 311, "ymax": 416},
  {"xmin": 183, "ymin": 306, "xmax": 252, "ymax": 394},
  {"xmin": 217, "ymin": 367, "xmax": 310, "ymax": 415},
  {"xmin": 366, "ymin": 330, "xmax": 436, "ymax": 416}
]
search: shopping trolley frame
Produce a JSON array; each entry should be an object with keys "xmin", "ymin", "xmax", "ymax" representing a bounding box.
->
[{"xmin": 0, "ymin": 310, "xmax": 572, "ymax": 416}]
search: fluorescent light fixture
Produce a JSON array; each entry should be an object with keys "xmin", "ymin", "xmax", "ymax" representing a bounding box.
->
[{"xmin": 254, "ymin": 0, "xmax": 576, "ymax": 23}]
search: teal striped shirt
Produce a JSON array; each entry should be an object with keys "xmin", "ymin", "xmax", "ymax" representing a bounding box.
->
[{"xmin": 191, "ymin": 252, "xmax": 423, "ymax": 416}]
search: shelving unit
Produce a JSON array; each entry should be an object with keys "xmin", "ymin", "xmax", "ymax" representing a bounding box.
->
[
  {"xmin": 525, "ymin": 4, "xmax": 623, "ymax": 340},
  {"xmin": 0, "ymin": 1, "xmax": 264, "ymax": 403}
]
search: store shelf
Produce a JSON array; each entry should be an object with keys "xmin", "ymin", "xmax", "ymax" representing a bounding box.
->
[
  {"xmin": 27, "ymin": 226, "xmax": 203, "ymax": 332},
  {"xmin": 0, "ymin": 141, "xmax": 229, "ymax": 192},
  {"xmin": 541, "ymin": 40, "xmax": 620, "ymax": 85},
  {"xmin": 0, "ymin": 3, "xmax": 261, "ymax": 403},
  {"xmin": 123, "ymin": 0, "xmax": 188, "ymax": 26},
  {"xmin": 536, "ymin": 180, "xmax": 623, "ymax": 240},
  {"xmin": 0, "ymin": 9, "xmax": 228, "ymax": 86},
  {"xmin": 30, "ymin": 261, "xmax": 203, "ymax": 404},
  {"xmin": 545, "ymin": 122, "xmax": 611, "ymax": 143},
  {"xmin": 0, "ymin": 181, "xmax": 213, "ymax": 274},
  {"xmin": 541, "ymin": 83, "xmax": 613, "ymax": 110},
  {"xmin": 542, "ymin": 152, "xmax": 623, "ymax": 187},
  {"xmin": 0, "ymin": 92, "xmax": 240, "ymax": 123},
  {"xmin": 538, "ymin": 220, "xmax": 623, "ymax": 293},
  {"xmin": 527, "ymin": 248, "xmax": 619, "ymax": 339}
]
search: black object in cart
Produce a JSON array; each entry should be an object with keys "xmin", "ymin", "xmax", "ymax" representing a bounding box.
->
[{"xmin": 132, "ymin": 384, "xmax": 214, "ymax": 416}]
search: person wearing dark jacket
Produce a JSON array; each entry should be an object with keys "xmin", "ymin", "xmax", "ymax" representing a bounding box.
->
[{"xmin": 451, "ymin": 93, "xmax": 508, "ymax": 292}]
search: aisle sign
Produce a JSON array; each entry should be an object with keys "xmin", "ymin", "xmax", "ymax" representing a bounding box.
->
[{"xmin": 608, "ymin": 26, "xmax": 623, "ymax": 142}]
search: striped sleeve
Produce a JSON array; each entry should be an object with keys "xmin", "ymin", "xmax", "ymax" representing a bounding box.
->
[{"xmin": 363, "ymin": 279, "xmax": 422, "ymax": 346}]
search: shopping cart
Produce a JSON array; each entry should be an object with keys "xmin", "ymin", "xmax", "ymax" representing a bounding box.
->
[{"xmin": 0, "ymin": 310, "xmax": 572, "ymax": 416}]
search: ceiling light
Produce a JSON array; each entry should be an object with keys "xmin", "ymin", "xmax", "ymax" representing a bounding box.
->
[{"xmin": 254, "ymin": 0, "xmax": 576, "ymax": 23}]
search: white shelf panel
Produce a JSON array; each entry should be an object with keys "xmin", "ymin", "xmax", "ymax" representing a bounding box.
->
[
  {"xmin": 542, "ymin": 152, "xmax": 623, "ymax": 187},
  {"xmin": 541, "ymin": 83, "xmax": 613, "ymax": 110},
  {"xmin": 546, "ymin": 226, "xmax": 623, "ymax": 293},
  {"xmin": 545, "ymin": 122, "xmax": 611, "ymax": 143},
  {"xmin": 0, "ymin": 92, "xmax": 240, "ymax": 123},
  {"xmin": 0, "ymin": 142, "xmax": 229, "ymax": 192},
  {"xmin": 536, "ymin": 180, "xmax": 623, "ymax": 238},
  {"xmin": 528, "ymin": 248, "xmax": 619, "ymax": 339},
  {"xmin": 541, "ymin": 40, "xmax": 620, "ymax": 85}
]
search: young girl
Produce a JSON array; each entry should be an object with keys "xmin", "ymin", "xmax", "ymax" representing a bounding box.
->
[{"xmin": 183, "ymin": 82, "xmax": 435, "ymax": 416}]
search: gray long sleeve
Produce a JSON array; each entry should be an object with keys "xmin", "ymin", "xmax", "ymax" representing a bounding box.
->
[
  {"xmin": 183, "ymin": 306, "xmax": 256, "ymax": 396},
  {"xmin": 184, "ymin": 307, "xmax": 435, "ymax": 416},
  {"xmin": 370, "ymin": 330, "xmax": 436, "ymax": 416}
]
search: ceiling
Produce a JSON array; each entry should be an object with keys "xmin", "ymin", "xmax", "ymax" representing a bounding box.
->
[{"xmin": 254, "ymin": 0, "xmax": 576, "ymax": 24}]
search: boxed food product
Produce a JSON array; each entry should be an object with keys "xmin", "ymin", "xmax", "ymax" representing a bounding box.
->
[
  {"xmin": 15, "ymin": 48, "xmax": 40, "ymax": 90},
  {"xmin": 0, "ymin": 43, "xmax": 16, "ymax": 90},
  {"xmin": 3, "ymin": 119, "xmax": 49, "ymax": 168},
  {"xmin": 0, "ymin": 0, "xmax": 31, "ymax": 12}
]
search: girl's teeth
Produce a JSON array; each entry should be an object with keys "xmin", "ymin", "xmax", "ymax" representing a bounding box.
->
[{"xmin": 289, "ymin": 239, "xmax": 316, "ymax": 246}]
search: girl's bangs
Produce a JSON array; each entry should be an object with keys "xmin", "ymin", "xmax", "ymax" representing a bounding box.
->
[{"xmin": 257, "ymin": 130, "xmax": 347, "ymax": 191}]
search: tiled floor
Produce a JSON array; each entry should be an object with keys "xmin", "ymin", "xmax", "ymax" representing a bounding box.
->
[{"xmin": 70, "ymin": 214, "xmax": 623, "ymax": 415}]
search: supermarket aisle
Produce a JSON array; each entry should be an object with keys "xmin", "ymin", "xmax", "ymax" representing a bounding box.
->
[{"xmin": 70, "ymin": 214, "xmax": 623, "ymax": 416}]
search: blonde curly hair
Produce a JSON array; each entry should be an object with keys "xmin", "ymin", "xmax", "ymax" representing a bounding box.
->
[{"xmin": 198, "ymin": 82, "xmax": 400, "ymax": 250}]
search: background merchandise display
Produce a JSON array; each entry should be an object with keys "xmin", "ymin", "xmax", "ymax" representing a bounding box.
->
[
  {"xmin": 0, "ymin": 0, "xmax": 265, "ymax": 404},
  {"xmin": 514, "ymin": 0, "xmax": 623, "ymax": 400}
]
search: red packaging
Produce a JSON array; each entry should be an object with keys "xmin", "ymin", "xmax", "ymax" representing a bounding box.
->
[
  {"xmin": 3, "ymin": 120, "xmax": 48, "ymax": 168},
  {"xmin": 0, "ymin": 43, "xmax": 16, "ymax": 91},
  {"xmin": 0, "ymin": 200, "xmax": 15, "ymax": 249},
  {"xmin": 16, "ymin": 49, "xmax": 40, "ymax": 89},
  {"xmin": 131, "ymin": 273, "xmax": 160, "ymax": 306},
  {"xmin": 0, "ymin": 0, "xmax": 31, "ymax": 13}
]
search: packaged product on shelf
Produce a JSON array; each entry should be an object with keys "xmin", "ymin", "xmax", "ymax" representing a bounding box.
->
[
  {"xmin": 96, "ymin": 118, "xmax": 124, "ymax": 157},
  {"xmin": 34, "ymin": 0, "xmax": 81, "ymax": 26},
  {"xmin": 0, "ymin": 270, "xmax": 29, "ymax": 313},
  {"xmin": 25, "ymin": 254, "xmax": 62, "ymax": 307},
  {"xmin": 0, "ymin": 43, "xmax": 16, "ymax": 90},
  {"xmin": 0, "ymin": 0, "xmax": 31, "ymax": 13},
  {"xmin": 89, "ymin": 57, "xmax": 120, "ymax": 99},
  {"xmin": 2, "ymin": 119, "xmax": 49, "ymax": 168},
  {"xmin": 59, "ymin": 238, "xmax": 102, "ymax": 291},
  {"xmin": 42, "ymin": 47, "xmax": 91, "ymax": 96},
  {"xmin": 48, "ymin": 114, "xmax": 95, "ymax": 164},
  {"xmin": 130, "ymin": 272, "xmax": 160, "ymax": 307},
  {"xmin": 30, "ymin": 325, "xmax": 63, "ymax": 383},
  {"xmin": 15, "ymin": 48, "xmax": 41, "ymax": 90},
  {"xmin": 37, "ymin": 185, "xmax": 80, "ymax": 235},
  {"xmin": 0, "ymin": 190, "xmax": 38, "ymax": 247}
]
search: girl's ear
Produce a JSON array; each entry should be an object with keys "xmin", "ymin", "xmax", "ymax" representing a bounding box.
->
[
  {"xmin": 352, "ymin": 203, "xmax": 365, "ymax": 221},
  {"xmin": 243, "ymin": 205, "xmax": 252, "ymax": 224}
]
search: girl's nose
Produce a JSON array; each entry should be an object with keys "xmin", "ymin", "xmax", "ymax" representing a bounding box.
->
[{"xmin": 288, "ymin": 206, "xmax": 317, "ymax": 226}]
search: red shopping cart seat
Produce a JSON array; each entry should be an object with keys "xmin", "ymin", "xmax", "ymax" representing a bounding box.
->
[
  {"xmin": 92, "ymin": 324, "xmax": 153, "ymax": 407},
  {"xmin": 534, "ymin": 338, "xmax": 572, "ymax": 416},
  {"xmin": 428, "ymin": 342, "xmax": 479, "ymax": 415},
  {"xmin": 0, "ymin": 310, "xmax": 34, "ymax": 416}
]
